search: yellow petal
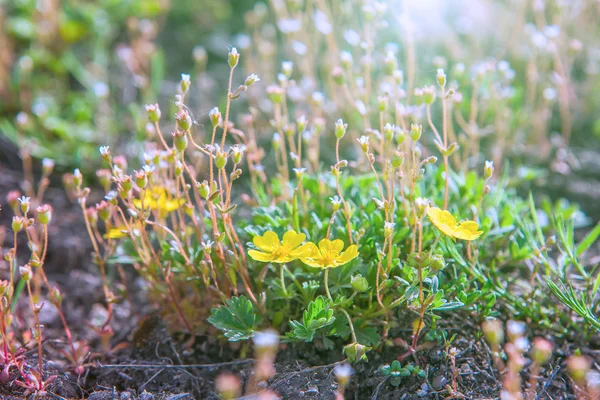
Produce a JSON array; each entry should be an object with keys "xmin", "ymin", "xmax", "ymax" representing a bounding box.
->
[
  {"xmin": 164, "ymin": 198, "xmax": 185, "ymax": 212},
  {"xmin": 427, "ymin": 207, "xmax": 458, "ymax": 238},
  {"xmin": 253, "ymin": 231, "xmax": 279, "ymax": 251},
  {"xmin": 282, "ymin": 230, "xmax": 306, "ymax": 249},
  {"xmin": 103, "ymin": 228, "xmax": 128, "ymax": 239},
  {"xmin": 453, "ymin": 221, "xmax": 483, "ymax": 241},
  {"xmin": 290, "ymin": 242, "xmax": 318, "ymax": 259},
  {"xmin": 335, "ymin": 245, "xmax": 359, "ymax": 266},
  {"xmin": 248, "ymin": 249, "xmax": 277, "ymax": 262},
  {"xmin": 301, "ymin": 256, "xmax": 324, "ymax": 269},
  {"xmin": 318, "ymin": 238, "xmax": 343, "ymax": 254}
]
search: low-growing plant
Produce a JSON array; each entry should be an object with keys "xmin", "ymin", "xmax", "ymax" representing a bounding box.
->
[{"xmin": 1, "ymin": 1, "xmax": 600, "ymax": 398}]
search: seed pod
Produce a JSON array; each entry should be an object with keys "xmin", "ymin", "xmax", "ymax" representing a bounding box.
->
[{"xmin": 351, "ymin": 275, "xmax": 369, "ymax": 292}]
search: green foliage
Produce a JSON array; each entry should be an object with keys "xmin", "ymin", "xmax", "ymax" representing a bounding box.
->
[
  {"xmin": 547, "ymin": 280, "xmax": 600, "ymax": 332},
  {"xmin": 286, "ymin": 296, "xmax": 335, "ymax": 342},
  {"xmin": 380, "ymin": 361, "xmax": 426, "ymax": 387},
  {"xmin": 208, "ymin": 296, "xmax": 257, "ymax": 341}
]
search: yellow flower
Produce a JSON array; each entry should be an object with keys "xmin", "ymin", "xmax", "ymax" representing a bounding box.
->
[
  {"xmin": 301, "ymin": 238, "xmax": 359, "ymax": 269},
  {"xmin": 103, "ymin": 227, "xmax": 128, "ymax": 239},
  {"xmin": 133, "ymin": 187, "xmax": 185, "ymax": 215},
  {"xmin": 248, "ymin": 230, "xmax": 315, "ymax": 263},
  {"xmin": 426, "ymin": 207, "xmax": 483, "ymax": 241}
]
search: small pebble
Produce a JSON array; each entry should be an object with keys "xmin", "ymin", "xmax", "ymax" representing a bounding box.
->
[
  {"xmin": 138, "ymin": 392, "xmax": 155, "ymax": 400},
  {"xmin": 432, "ymin": 375, "xmax": 448, "ymax": 390},
  {"xmin": 305, "ymin": 385, "xmax": 319, "ymax": 394}
]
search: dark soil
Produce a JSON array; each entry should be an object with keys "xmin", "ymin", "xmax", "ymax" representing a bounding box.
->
[{"xmin": 0, "ymin": 158, "xmax": 598, "ymax": 399}]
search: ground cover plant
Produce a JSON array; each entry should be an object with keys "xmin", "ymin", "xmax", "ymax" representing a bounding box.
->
[{"xmin": 1, "ymin": 0, "xmax": 600, "ymax": 399}]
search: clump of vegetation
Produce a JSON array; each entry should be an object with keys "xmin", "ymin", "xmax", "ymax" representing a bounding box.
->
[{"xmin": 1, "ymin": 0, "xmax": 600, "ymax": 398}]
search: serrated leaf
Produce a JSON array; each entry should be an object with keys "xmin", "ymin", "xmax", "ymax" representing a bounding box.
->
[
  {"xmin": 287, "ymin": 296, "xmax": 335, "ymax": 342},
  {"xmin": 208, "ymin": 295, "xmax": 256, "ymax": 341}
]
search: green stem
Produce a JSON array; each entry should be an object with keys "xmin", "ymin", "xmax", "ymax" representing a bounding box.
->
[
  {"xmin": 340, "ymin": 308, "xmax": 357, "ymax": 343},
  {"xmin": 324, "ymin": 268, "xmax": 332, "ymax": 302},
  {"xmin": 324, "ymin": 269, "xmax": 357, "ymax": 343},
  {"xmin": 280, "ymin": 264, "xmax": 288, "ymax": 297}
]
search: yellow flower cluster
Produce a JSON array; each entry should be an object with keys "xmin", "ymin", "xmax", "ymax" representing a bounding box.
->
[
  {"xmin": 133, "ymin": 187, "xmax": 185, "ymax": 216},
  {"xmin": 248, "ymin": 230, "xmax": 358, "ymax": 269}
]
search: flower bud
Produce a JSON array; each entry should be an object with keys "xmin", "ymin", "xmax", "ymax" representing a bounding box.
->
[
  {"xmin": 175, "ymin": 110, "xmax": 192, "ymax": 131},
  {"xmin": 42, "ymin": 158, "xmax": 55, "ymax": 175},
  {"xmin": 0, "ymin": 281, "xmax": 9, "ymax": 296},
  {"xmin": 414, "ymin": 197, "xmax": 428, "ymax": 218},
  {"xmin": 215, "ymin": 150, "xmax": 228, "ymax": 170},
  {"xmin": 296, "ymin": 115, "xmax": 307, "ymax": 133},
  {"xmin": 392, "ymin": 151, "xmax": 404, "ymax": 168},
  {"xmin": 294, "ymin": 168, "xmax": 306, "ymax": 180},
  {"xmin": 335, "ymin": 119, "xmax": 348, "ymax": 139},
  {"xmin": 145, "ymin": 104, "xmax": 161, "ymax": 122},
  {"xmin": 351, "ymin": 275, "xmax": 369, "ymax": 292},
  {"xmin": 18, "ymin": 196, "xmax": 31, "ymax": 214},
  {"xmin": 423, "ymin": 156, "xmax": 437, "ymax": 165},
  {"xmin": 209, "ymin": 107, "xmax": 222, "ymax": 127},
  {"xmin": 377, "ymin": 96, "xmax": 388, "ymax": 112},
  {"xmin": 73, "ymin": 168, "xmax": 83, "ymax": 187},
  {"xmin": 330, "ymin": 196, "xmax": 342, "ymax": 211},
  {"xmin": 343, "ymin": 342, "xmax": 370, "ymax": 363},
  {"xmin": 331, "ymin": 66, "xmax": 344, "ymax": 85},
  {"xmin": 272, "ymin": 133, "xmax": 281, "ymax": 150},
  {"xmin": 232, "ymin": 145, "xmax": 245, "ymax": 164},
  {"xmin": 281, "ymin": 61, "xmax": 293, "ymax": 78},
  {"xmin": 357, "ymin": 135, "xmax": 370, "ymax": 153},
  {"xmin": 50, "ymin": 287, "xmax": 63, "ymax": 305},
  {"xmin": 228, "ymin": 47, "xmax": 240, "ymax": 68},
  {"xmin": 135, "ymin": 170, "xmax": 148, "ymax": 189},
  {"xmin": 442, "ymin": 142, "xmax": 459, "ymax": 157},
  {"xmin": 121, "ymin": 175, "xmax": 133, "ymax": 192},
  {"xmin": 253, "ymin": 329, "xmax": 280, "ymax": 358},
  {"xmin": 484, "ymin": 160, "xmax": 494, "ymax": 180},
  {"xmin": 174, "ymin": 160, "xmax": 183, "ymax": 176},
  {"xmin": 531, "ymin": 338, "xmax": 553, "ymax": 365},
  {"xmin": 7, "ymin": 190, "xmax": 21, "ymax": 211},
  {"xmin": 267, "ymin": 85, "xmax": 284, "ymax": 104},
  {"xmin": 197, "ymin": 181, "xmax": 210, "ymax": 199},
  {"xmin": 482, "ymin": 319, "xmax": 504, "ymax": 347},
  {"xmin": 334, "ymin": 363, "xmax": 354, "ymax": 388},
  {"xmin": 12, "ymin": 217, "xmax": 24, "ymax": 232},
  {"xmin": 20, "ymin": 265, "xmax": 32, "ymax": 281},
  {"xmin": 244, "ymin": 73, "xmax": 260, "ymax": 87},
  {"xmin": 180, "ymin": 74, "xmax": 191, "ymax": 93},
  {"xmin": 383, "ymin": 123, "xmax": 394, "ymax": 141},
  {"xmin": 340, "ymin": 51, "xmax": 353, "ymax": 69},
  {"xmin": 383, "ymin": 51, "xmax": 397, "ymax": 75},
  {"xmin": 567, "ymin": 355, "xmax": 591, "ymax": 384},
  {"xmin": 422, "ymin": 86, "xmax": 436, "ymax": 105},
  {"xmin": 430, "ymin": 254, "xmax": 445, "ymax": 271},
  {"xmin": 215, "ymin": 373, "xmax": 241, "ymax": 400},
  {"xmin": 36, "ymin": 204, "xmax": 52, "ymax": 225},
  {"xmin": 173, "ymin": 130, "xmax": 188, "ymax": 152},
  {"xmin": 410, "ymin": 124, "xmax": 422, "ymax": 141},
  {"xmin": 96, "ymin": 201, "xmax": 111, "ymax": 221},
  {"xmin": 436, "ymin": 68, "xmax": 446, "ymax": 88}
]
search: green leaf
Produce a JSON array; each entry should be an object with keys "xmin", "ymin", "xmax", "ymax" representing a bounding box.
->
[
  {"xmin": 287, "ymin": 296, "xmax": 335, "ymax": 342},
  {"xmin": 576, "ymin": 223, "xmax": 600, "ymax": 257},
  {"xmin": 547, "ymin": 280, "xmax": 600, "ymax": 332},
  {"xmin": 208, "ymin": 296, "xmax": 257, "ymax": 341}
]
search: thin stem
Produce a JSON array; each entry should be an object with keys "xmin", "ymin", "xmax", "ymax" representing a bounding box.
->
[{"xmin": 280, "ymin": 264, "xmax": 288, "ymax": 298}]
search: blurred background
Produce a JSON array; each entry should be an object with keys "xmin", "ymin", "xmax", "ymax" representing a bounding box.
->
[{"xmin": 1, "ymin": 0, "xmax": 600, "ymax": 215}]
